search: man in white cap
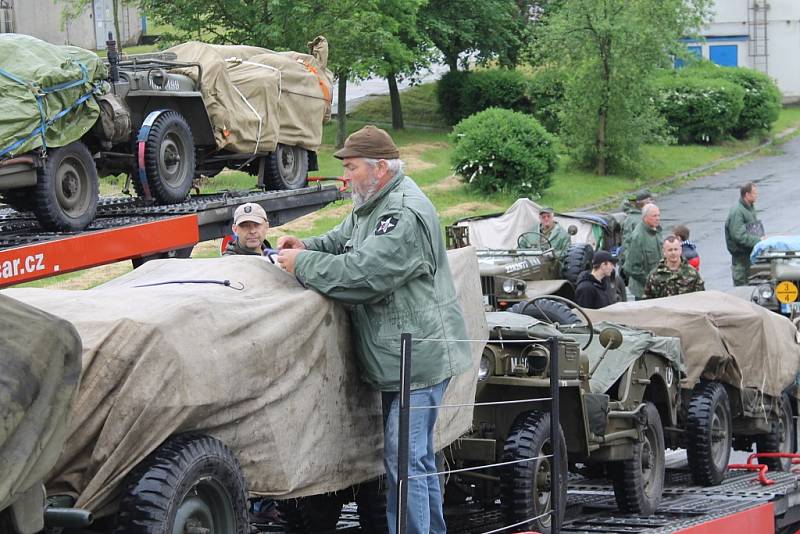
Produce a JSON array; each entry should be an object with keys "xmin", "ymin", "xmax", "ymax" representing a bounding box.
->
[{"xmin": 224, "ymin": 202, "xmax": 272, "ymax": 256}]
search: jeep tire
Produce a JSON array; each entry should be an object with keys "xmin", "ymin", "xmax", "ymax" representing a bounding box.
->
[
  {"xmin": 610, "ymin": 402, "xmax": 665, "ymax": 514},
  {"xmin": 510, "ymin": 298, "xmax": 580, "ymax": 326},
  {"xmin": 561, "ymin": 244, "xmax": 594, "ymax": 285},
  {"xmin": 137, "ymin": 111, "xmax": 195, "ymax": 204},
  {"xmin": 756, "ymin": 393, "xmax": 796, "ymax": 472},
  {"xmin": 686, "ymin": 381, "xmax": 732, "ymax": 486},
  {"xmin": 113, "ymin": 434, "xmax": 248, "ymax": 534},
  {"xmin": 277, "ymin": 493, "xmax": 344, "ymax": 533},
  {"xmin": 355, "ymin": 478, "xmax": 389, "ymax": 534},
  {"xmin": 266, "ymin": 144, "xmax": 308, "ymax": 190},
  {"xmin": 32, "ymin": 141, "xmax": 99, "ymax": 231},
  {"xmin": 501, "ymin": 410, "xmax": 567, "ymax": 534}
]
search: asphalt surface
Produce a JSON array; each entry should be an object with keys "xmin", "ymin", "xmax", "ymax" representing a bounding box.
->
[{"xmin": 655, "ymin": 135, "xmax": 800, "ymax": 291}]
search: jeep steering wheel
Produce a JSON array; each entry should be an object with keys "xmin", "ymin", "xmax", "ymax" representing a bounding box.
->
[
  {"xmin": 519, "ymin": 295, "xmax": 594, "ymax": 350},
  {"xmin": 517, "ymin": 231, "xmax": 553, "ymax": 251}
]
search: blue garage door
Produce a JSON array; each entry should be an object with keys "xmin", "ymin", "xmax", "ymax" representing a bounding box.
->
[
  {"xmin": 710, "ymin": 45, "xmax": 738, "ymax": 67},
  {"xmin": 675, "ymin": 45, "xmax": 702, "ymax": 68}
]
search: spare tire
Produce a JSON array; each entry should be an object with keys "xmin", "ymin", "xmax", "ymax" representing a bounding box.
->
[
  {"xmin": 510, "ymin": 298, "xmax": 580, "ymax": 325},
  {"xmin": 561, "ymin": 244, "xmax": 594, "ymax": 285}
]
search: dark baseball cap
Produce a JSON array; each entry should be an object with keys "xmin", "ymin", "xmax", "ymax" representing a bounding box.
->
[
  {"xmin": 592, "ymin": 250, "xmax": 618, "ymax": 267},
  {"xmin": 635, "ymin": 190, "xmax": 653, "ymax": 202},
  {"xmin": 540, "ymin": 206, "xmax": 554, "ymax": 214},
  {"xmin": 333, "ymin": 125, "xmax": 401, "ymax": 160}
]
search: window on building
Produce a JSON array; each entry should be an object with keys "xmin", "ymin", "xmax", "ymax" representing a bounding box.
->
[
  {"xmin": 710, "ymin": 44, "xmax": 738, "ymax": 67},
  {"xmin": 0, "ymin": 0, "xmax": 13, "ymax": 34}
]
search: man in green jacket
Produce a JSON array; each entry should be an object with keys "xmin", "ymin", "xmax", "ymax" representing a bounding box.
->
[
  {"xmin": 223, "ymin": 202, "xmax": 274, "ymax": 257},
  {"xmin": 276, "ymin": 125, "xmax": 471, "ymax": 534},
  {"xmin": 623, "ymin": 203, "xmax": 663, "ymax": 299},
  {"xmin": 724, "ymin": 182, "xmax": 765, "ymax": 286},
  {"xmin": 519, "ymin": 206, "xmax": 571, "ymax": 258}
]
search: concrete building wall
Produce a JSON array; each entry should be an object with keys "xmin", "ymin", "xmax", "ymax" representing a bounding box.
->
[
  {"xmin": 688, "ymin": 0, "xmax": 800, "ymax": 102},
  {"xmin": 2, "ymin": 0, "xmax": 141, "ymax": 49}
]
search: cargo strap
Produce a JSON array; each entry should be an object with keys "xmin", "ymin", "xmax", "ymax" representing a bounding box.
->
[{"xmin": 0, "ymin": 62, "xmax": 100, "ymax": 159}]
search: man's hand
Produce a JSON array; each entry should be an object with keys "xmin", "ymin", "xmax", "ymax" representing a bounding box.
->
[
  {"xmin": 277, "ymin": 248, "xmax": 303, "ymax": 274},
  {"xmin": 277, "ymin": 236, "xmax": 306, "ymax": 250}
]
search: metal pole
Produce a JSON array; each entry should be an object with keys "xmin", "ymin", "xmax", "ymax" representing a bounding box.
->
[
  {"xmin": 397, "ymin": 333, "xmax": 412, "ymax": 534},
  {"xmin": 548, "ymin": 336, "xmax": 561, "ymax": 533}
]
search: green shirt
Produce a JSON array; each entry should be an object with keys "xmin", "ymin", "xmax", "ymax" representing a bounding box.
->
[
  {"xmin": 623, "ymin": 223, "xmax": 663, "ymax": 284},
  {"xmin": 725, "ymin": 199, "xmax": 763, "ymax": 257},
  {"xmin": 643, "ymin": 258, "xmax": 705, "ymax": 299},
  {"xmin": 294, "ymin": 174, "xmax": 472, "ymax": 391},
  {"xmin": 519, "ymin": 222, "xmax": 571, "ymax": 258}
]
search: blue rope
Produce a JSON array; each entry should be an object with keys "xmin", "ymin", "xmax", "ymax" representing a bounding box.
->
[{"xmin": 0, "ymin": 61, "xmax": 97, "ymax": 158}]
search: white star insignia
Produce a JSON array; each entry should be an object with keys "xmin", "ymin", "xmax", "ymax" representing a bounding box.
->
[{"xmin": 377, "ymin": 217, "xmax": 396, "ymax": 234}]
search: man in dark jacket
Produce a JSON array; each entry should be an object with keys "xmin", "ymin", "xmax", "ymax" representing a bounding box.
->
[
  {"xmin": 724, "ymin": 182, "xmax": 765, "ymax": 286},
  {"xmin": 575, "ymin": 250, "xmax": 618, "ymax": 309}
]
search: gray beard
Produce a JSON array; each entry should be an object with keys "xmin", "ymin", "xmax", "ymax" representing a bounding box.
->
[{"xmin": 351, "ymin": 173, "xmax": 383, "ymax": 209}]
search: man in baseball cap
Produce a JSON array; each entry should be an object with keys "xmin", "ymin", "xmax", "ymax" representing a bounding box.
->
[
  {"xmin": 575, "ymin": 250, "xmax": 619, "ymax": 309},
  {"xmin": 224, "ymin": 202, "xmax": 272, "ymax": 256}
]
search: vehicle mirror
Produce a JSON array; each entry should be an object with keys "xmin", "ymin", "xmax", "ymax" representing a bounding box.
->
[
  {"xmin": 568, "ymin": 225, "xmax": 578, "ymax": 236},
  {"xmin": 598, "ymin": 327, "xmax": 623, "ymax": 350}
]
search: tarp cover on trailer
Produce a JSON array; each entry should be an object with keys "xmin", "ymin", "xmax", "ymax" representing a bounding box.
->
[
  {"xmin": 0, "ymin": 294, "xmax": 81, "ymax": 513},
  {"xmin": 3, "ymin": 247, "xmax": 486, "ymax": 516},
  {"xmin": 0, "ymin": 34, "xmax": 106, "ymax": 158},
  {"xmin": 585, "ymin": 290, "xmax": 800, "ymax": 398},
  {"xmin": 166, "ymin": 37, "xmax": 332, "ymax": 154}
]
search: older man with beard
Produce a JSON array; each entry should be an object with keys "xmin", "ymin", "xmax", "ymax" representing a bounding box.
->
[{"xmin": 277, "ymin": 125, "xmax": 471, "ymax": 534}]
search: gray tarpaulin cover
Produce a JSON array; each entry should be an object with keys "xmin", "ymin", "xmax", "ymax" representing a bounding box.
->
[
  {"xmin": 0, "ymin": 294, "xmax": 81, "ymax": 512},
  {"xmin": 585, "ymin": 290, "xmax": 800, "ymax": 398},
  {"xmin": 166, "ymin": 38, "xmax": 332, "ymax": 154},
  {"xmin": 452, "ymin": 198, "xmax": 600, "ymax": 250},
  {"xmin": 3, "ymin": 247, "xmax": 486, "ymax": 515}
]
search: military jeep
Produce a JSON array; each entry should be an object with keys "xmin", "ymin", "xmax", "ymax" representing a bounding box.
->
[
  {"xmin": 744, "ymin": 237, "xmax": 800, "ymax": 319},
  {"xmin": 445, "ymin": 297, "xmax": 682, "ymax": 533},
  {"xmin": 446, "ymin": 200, "xmax": 624, "ymax": 315}
]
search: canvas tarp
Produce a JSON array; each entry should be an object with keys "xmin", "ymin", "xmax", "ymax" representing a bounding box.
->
[
  {"xmin": 585, "ymin": 290, "xmax": 800, "ymax": 398},
  {"xmin": 452, "ymin": 198, "xmax": 601, "ymax": 251},
  {"xmin": 166, "ymin": 38, "xmax": 332, "ymax": 154},
  {"xmin": 0, "ymin": 34, "xmax": 106, "ymax": 158},
  {"xmin": 2, "ymin": 247, "xmax": 486, "ymax": 516},
  {"xmin": 0, "ymin": 294, "xmax": 82, "ymax": 512}
]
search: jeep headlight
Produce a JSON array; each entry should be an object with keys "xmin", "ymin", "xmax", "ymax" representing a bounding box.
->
[
  {"xmin": 511, "ymin": 344, "xmax": 550, "ymax": 377},
  {"xmin": 478, "ymin": 353, "xmax": 494, "ymax": 381},
  {"xmin": 759, "ymin": 284, "xmax": 774, "ymax": 300},
  {"xmin": 501, "ymin": 278, "xmax": 526, "ymax": 296}
]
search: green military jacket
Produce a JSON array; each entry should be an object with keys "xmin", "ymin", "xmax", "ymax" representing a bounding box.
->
[
  {"xmin": 539, "ymin": 222, "xmax": 571, "ymax": 258},
  {"xmin": 725, "ymin": 199, "xmax": 763, "ymax": 257},
  {"xmin": 623, "ymin": 223, "xmax": 663, "ymax": 285},
  {"xmin": 643, "ymin": 258, "xmax": 705, "ymax": 299},
  {"xmin": 294, "ymin": 174, "xmax": 472, "ymax": 392},
  {"xmin": 223, "ymin": 239, "xmax": 271, "ymax": 256}
]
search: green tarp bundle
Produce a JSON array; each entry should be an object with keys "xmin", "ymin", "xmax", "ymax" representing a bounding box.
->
[{"xmin": 0, "ymin": 33, "xmax": 106, "ymax": 158}]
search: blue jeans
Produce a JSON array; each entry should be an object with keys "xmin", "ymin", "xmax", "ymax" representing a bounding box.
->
[{"xmin": 382, "ymin": 378, "xmax": 449, "ymax": 534}]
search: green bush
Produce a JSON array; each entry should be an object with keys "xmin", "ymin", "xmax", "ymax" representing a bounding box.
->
[
  {"xmin": 526, "ymin": 67, "xmax": 564, "ymax": 133},
  {"xmin": 437, "ymin": 69, "xmax": 532, "ymax": 125},
  {"xmin": 654, "ymin": 74, "xmax": 745, "ymax": 144},
  {"xmin": 679, "ymin": 64, "xmax": 781, "ymax": 138},
  {"xmin": 436, "ymin": 70, "xmax": 470, "ymax": 126},
  {"xmin": 450, "ymin": 108, "xmax": 558, "ymax": 196}
]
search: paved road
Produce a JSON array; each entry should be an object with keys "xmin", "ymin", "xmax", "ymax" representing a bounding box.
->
[
  {"xmin": 331, "ymin": 64, "xmax": 448, "ymax": 113},
  {"xmin": 655, "ymin": 136, "xmax": 800, "ymax": 290}
]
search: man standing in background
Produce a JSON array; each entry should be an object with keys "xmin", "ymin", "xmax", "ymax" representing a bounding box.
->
[{"xmin": 724, "ymin": 182, "xmax": 765, "ymax": 286}]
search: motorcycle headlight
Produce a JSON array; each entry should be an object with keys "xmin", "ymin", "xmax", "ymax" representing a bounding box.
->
[{"xmin": 478, "ymin": 353, "xmax": 493, "ymax": 381}]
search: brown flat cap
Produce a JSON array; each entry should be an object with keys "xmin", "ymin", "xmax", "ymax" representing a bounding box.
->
[{"xmin": 333, "ymin": 125, "xmax": 400, "ymax": 160}]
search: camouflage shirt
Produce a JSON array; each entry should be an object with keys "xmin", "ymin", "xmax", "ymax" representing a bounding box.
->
[{"xmin": 643, "ymin": 258, "xmax": 705, "ymax": 299}]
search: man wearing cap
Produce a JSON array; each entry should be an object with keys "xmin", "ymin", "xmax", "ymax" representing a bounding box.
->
[
  {"xmin": 276, "ymin": 125, "xmax": 471, "ymax": 534},
  {"xmin": 644, "ymin": 235, "xmax": 705, "ymax": 299},
  {"xmin": 575, "ymin": 250, "xmax": 618, "ymax": 309},
  {"xmin": 621, "ymin": 190, "xmax": 654, "ymax": 241},
  {"xmin": 623, "ymin": 203, "xmax": 663, "ymax": 299},
  {"xmin": 520, "ymin": 207, "xmax": 571, "ymax": 258},
  {"xmin": 224, "ymin": 202, "xmax": 273, "ymax": 256}
]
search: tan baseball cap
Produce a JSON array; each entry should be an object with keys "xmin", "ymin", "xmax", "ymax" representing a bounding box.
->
[
  {"xmin": 233, "ymin": 203, "xmax": 268, "ymax": 225},
  {"xmin": 333, "ymin": 125, "xmax": 400, "ymax": 160}
]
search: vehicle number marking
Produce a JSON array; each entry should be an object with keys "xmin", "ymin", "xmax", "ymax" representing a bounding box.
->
[{"xmin": 776, "ymin": 281, "xmax": 799, "ymax": 304}]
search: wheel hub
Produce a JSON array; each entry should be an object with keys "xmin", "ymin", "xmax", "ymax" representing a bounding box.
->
[
  {"xmin": 55, "ymin": 157, "xmax": 89, "ymax": 216},
  {"xmin": 160, "ymin": 134, "xmax": 186, "ymax": 185}
]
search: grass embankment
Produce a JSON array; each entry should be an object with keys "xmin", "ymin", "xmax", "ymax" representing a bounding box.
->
[{"xmin": 21, "ymin": 86, "xmax": 800, "ymax": 287}]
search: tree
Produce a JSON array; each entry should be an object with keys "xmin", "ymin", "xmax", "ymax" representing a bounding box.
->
[
  {"xmin": 61, "ymin": 0, "xmax": 136, "ymax": 50},
  {"xmin": 418, "ymin": 0, "xmax": 521, "ymax": 72},
  {"xmin": 143, "ymin": 0, "xmax": 423, "ymax": 146},
  {"xmin": 536, "ymin": 0, "xmax": 710, "ymax": 175}
]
